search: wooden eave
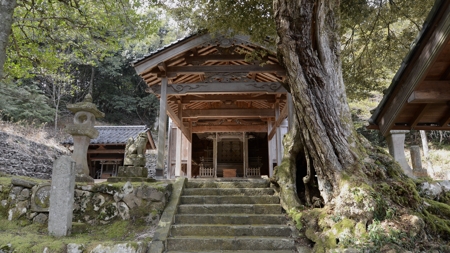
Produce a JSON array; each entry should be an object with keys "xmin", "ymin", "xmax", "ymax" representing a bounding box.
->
[
  {"xmin": 368, "ymin": 0, "xmax": 450, "ymax": 136},
  {"xmin": 132, "ymin": 33, "xmax": 289, "ymax": 134}
]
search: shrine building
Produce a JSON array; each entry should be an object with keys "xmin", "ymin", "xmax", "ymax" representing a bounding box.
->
[{"xmin": 132, "ymin": 33, "xmax": 293, "ymax": 179}]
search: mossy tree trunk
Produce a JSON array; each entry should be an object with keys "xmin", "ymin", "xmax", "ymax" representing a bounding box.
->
[
  {"xmin": 0, "ymin": 0, "xmax": 17, "ymax": 79},
  {"xmin": 273, "ymin": 0, "xmax": 365, "ymax": 204}
]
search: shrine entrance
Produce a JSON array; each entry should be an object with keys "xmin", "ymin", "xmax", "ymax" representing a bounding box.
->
[
  {"xmin": 132, "ymin": 32, "xmax": 291, "ymax": 179},
  {"xmin": 190, "ymin": 133, "xmax": 269, "ymax": 178}
]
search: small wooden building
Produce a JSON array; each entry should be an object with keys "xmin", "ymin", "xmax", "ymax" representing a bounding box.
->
[
  {"xmin": 132, "ymin": 33, "xmax": 292, "ymax": 178},
  {"xmin": 64, "ymin": 125, "xmax": 155, "ymax": 179}
]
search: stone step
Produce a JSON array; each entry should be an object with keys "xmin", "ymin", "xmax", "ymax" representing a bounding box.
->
[
  {"xmin": 186, "ymin": 180, "xmax": 269, "ymax": 189},
  {"xmin": 166, "ymin": 251, "xmax": 295, "ymax": 253},
  {"xmin": 174, "ymin": 214, "xmax": 288, "ymax": 225},
  {"xmin": 166, "ymin": 237, "xmax": 295, "ymax": 251},
  {"xmin": 180, "ymin": 195, "xmax": 279, "ymax": 205},
  {"xmin": 183, "ymin": 188, "xmax": 274, "ymax": 196},
  {"xmin": 170, "ymin": 224, "xmax": 292, "ymax": 237},
  {"xmin": 177, "ymin": 204, "xmax": 282, "ymax": 215}
]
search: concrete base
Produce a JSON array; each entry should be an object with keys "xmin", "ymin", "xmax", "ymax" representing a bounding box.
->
[{"xmin": 386, "ymin": 130, "xmax": 414, "ymax": 178}]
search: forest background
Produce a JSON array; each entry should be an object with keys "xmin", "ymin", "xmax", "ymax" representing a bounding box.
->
[{"xmin": 0, "ymin": 0, "xmax": 449, "ymax": 175}]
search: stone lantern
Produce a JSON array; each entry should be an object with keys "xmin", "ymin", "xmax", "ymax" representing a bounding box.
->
[{"xmin": 65, "ymin": 94, "xmax": 104, "ymax": 183}]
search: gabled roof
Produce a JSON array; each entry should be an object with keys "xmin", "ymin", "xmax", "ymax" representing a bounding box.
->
[
  {"xmin": 131, "ymin": 32, "xmax": 289, "ymax": 139},
  {"xmin": 64, "ymin": 126, "xmax": 155, "ymax": 148},
  {"xmin": 368, "ymin": 0, "xmax": 450, "ymax": 136}
]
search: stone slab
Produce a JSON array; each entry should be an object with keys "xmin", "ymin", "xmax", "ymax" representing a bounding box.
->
[
  {"xmin": 118, "ymin": 166, "xmax": 148, "ymax": 178},
  {"xmin": 174, "ymin": 214, "xmax": 287, "ymax": 225},
  {"xmin": 11, "ymin": 178, "xmax": 37, "ymax": 188},
  {"xmin": 48, "ymin": 156, "xmax": 76, "ymax": 237},
  {"xmin": 30, "ymin": 184, "xmax": 51, "ymax": 212},
  {"xmin": 106, "ymin": 177, "xmax": 156, "ymax": 183}
]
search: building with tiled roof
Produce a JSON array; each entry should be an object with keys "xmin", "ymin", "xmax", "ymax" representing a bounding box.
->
[{"xmin": 64, "ymin": 126, "xmax": 155, "ymax": 179}]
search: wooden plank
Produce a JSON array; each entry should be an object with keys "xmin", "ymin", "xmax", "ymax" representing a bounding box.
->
[
  {"xmin": 408, "ymin": 81, "xmax": 450, "ymax": 103},
  {"xmin": 87, "ymin": 149, "xmax": 124, "ymax": 154},
  {"xmin": 164, "ymin": 64, "xmax": 285, "ymax": 75},
  {"xmin": 183, "ymin": 108, "xmax": 275, "ymax": 118},
  {"xmin": 192, "ymin": 124, "xmax": 267, "ymax": 133},
  {"xmin": 134, "ymin": 33, "xmax": 213, "ymax": 74},
  {"xmin": 175, "ymin": 94, "xmax": 278, "ymax": 104},
  {"xmin": 185, "ymin": 55, "xmax": 246, "ymax": 64},
  {"xmin": 166, "ymin": 105, "xmax": 192, "ymax": 142},
  {"xmin": 268, "ymin": 104, "xmax": 288, "ymax": 140},
  {"xmin": 148, "ymin": 82, "xmax": 287, "ymax": 95},
  {"xmin": 439, "ymin": 104, "xmax": 450, "ymax": 127},
  {"xmin": 378, "ymin": 3, "xmax": 450, "ymax": 136},
  {"xmin": 412, "ymin": 104, "xmax": 431, "ymax": 128}
]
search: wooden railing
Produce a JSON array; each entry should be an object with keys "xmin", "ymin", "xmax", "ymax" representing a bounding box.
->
[
  {"xmin": 246, "ymin": 167, "xmax": 261, "ymax": 177},
  {"xmin": 199, "ymin": 165, "xmax": 215, "ymax": 177}
]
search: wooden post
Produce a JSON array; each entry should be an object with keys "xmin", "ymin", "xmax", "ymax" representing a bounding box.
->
[
  {"xmin": 275, "ymin": 102, "xmax": 282, "ymax": 166},
  {"xmin": 213, "ymin": 133, "xmax": 218, "ymax": 178},
  {"xmin": 243, "ymin": 132, "xmax": 248, "ymax": 177},
  {"xmin": 156, "ymin": 77, "xmax": 168, "ymax": 177},
  {"xmin": 187, "ymin": 138, "xmax": 192, "ymax": 178},
  {"xmin": 175, "ymin": 127, "xmax": 182, "ymax": 177},
  {"xmin": 268, "ymin": 123, "xmax": 274, "ymax": 176}
]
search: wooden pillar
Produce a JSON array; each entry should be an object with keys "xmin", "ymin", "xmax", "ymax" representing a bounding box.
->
[
  {"xmin": 268, "ymin": 123, "xmax": 274, "ymax": 176},
  {"xmin": 287, "ymin": 93, "xmax": 294, "ymax": 130},
  {"xmin": 175, "ymin": 127, "xmax": 182, "ymax": 177},
  {"xmin": 275, "ymin": 102, "xmax": 282, "ymax": 166},
  {"xmin": 187, "ymin": 138, "xmax": 192, "ymax": 178},
  {"xmin": 243, "ymin": 132, "xmax": 248, "ymax": 177},
  {"xmin": 213, "ymin": 133, "xmax": 218, "ymax": 178},
  {"xmin": 156, "ymin": 77, "xmax": 168, "ymax": 177},
  {"xmin": 187, "ymin": 121, "xmax": 192, "ymax": 178}
]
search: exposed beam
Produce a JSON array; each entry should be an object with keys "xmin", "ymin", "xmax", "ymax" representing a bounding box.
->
[
  {"xmin": 183, "ymin": 108, "xmax": 275, "ymax": 118},
  {"xmin": 163, "ymin": 64, "xmax": 285, "ymax": 75},
  {"xmin": 148, "ymin": 82, "xmax": 287, "ymax": 95},
  {"xmin": 171, "ymin": 94, "xmax": 279, "ymax": 104},
  {"xmin": 412, "ymin": 104, "xmax": 431, "ymax": 128},
  {"xmin": 377, "ymin": 3, "xmax": 450, "ymax": 136},
  {"xmin": 185, "ymin": 55, "xmax": 246, "ymax": 64},
  {"xmin": 87, "ymin": 149, "xmax": 125, "ymax": 154},
  {"xmin": 408, "ymin": 81, "xmax": 450, "ymax": 103},
  {"xmin": 167, "ymin": 105, "xmax": 192, "ymax": 142},
  {"xmin": 268, "ymin": 103, "xmax": 288, "ymax": 140},
  {"xmin": 439, "ymin": 103, "xmax": 450, "ymax": 127},
  {"xmin": 134, "ymin": 33, "xmax": 214, "ymax": 74},
  {"xmin": 192, "ymin": 124, "xmax": 267, "ymax": 133}
]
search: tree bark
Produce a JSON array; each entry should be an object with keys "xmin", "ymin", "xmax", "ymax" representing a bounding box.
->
[
  {"xmin": 0, "ymin": 0, "xmax": 17, "ymax": 79},
  {"xmin": 273, "ymin": 0, "xmax": 365, "ymax": 203}
]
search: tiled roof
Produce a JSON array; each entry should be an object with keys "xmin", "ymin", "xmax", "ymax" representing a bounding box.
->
[{"xmin": 63, "ymin": 126, "xmax": 150, "ymax": 145}]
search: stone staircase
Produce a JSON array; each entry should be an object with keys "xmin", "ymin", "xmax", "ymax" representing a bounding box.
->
[{"xmin": 165, "ymin": 179, "xmax": 297, "ymax": 253}]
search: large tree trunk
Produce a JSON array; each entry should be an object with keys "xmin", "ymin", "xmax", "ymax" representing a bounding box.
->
[
  {"xmin": 274, "ymin": 0, "xmax": 364, "ymax": 203},
  {"xmin": 0, "ymin": 0, "xmax": 17, "ymax": 79}
]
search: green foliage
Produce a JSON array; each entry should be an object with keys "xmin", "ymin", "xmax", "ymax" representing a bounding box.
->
[
  {"xmin": 0, "ymin": 80, "xmax": 53, "ymax": 123},
  {"xmin": 341, "ymin": 0, "xmax": 434, "ymax": 100},
  {"xmin": 161, "ymin": 0, "xmax": 275, "ymax": 46}
]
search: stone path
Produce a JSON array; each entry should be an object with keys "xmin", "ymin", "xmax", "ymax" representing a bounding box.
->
[{"xmin": 165, "ymin": 178, "xmax": 303, "ymax": 252}]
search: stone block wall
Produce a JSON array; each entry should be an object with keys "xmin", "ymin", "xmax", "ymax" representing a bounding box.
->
[
  {"xmin": 0, "ymin": 177, "xmax": 171, "ymax": 225},
  {"xmin": 0, "ymin": 132, "xmax": 66, "ymax": 179}
]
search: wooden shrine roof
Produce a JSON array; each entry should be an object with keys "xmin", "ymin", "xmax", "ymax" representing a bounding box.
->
[
  {"xmin": 368, "ymin": 0, "xmax": 450, "ymax": 136},
  {"xmin": 132, "ymin": 33, "xmax": 288, "ymax": 135}
]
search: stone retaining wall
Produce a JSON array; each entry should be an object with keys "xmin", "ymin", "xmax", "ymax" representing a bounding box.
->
[
  {"xmin": 0, "ymin": 177, "xmax": 171, "ymax": 225},
  {"xmin": 0, "ymin": 131, "xmax": 66, "ymax": 179}
]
